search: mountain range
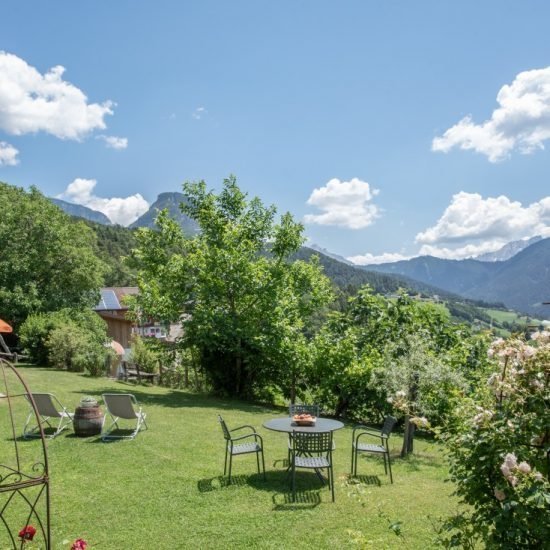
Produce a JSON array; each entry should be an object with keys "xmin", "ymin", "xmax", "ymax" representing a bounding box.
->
[
  {"xmin": 49, "ymin": 191, "xmax": 550, "ymax": 319},
  {"xmin": 365, "ymin": 239, "xmax": 550, "ymax": 318}
]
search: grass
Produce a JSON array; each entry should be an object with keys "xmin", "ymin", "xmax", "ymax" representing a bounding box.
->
[
  {"xmin": 1, "ymin": 366, "xmax": 458, "ymax": 549},
  {"xmin": 481, "ymin": 307, "xmax": 541, "ymax": 326}
]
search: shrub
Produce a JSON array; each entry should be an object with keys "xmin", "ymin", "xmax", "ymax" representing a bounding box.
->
[
  {"xmin": 20, "ymin": 308, "xmax": 108, "ymax": 365},
  {"xmin": 439, "ymin": 331, "xmax": 550, "ymax": 548},
  {"xmin": 129, "ymin": 335, "xmax": 159, "ymax": 373},
  {"xmin": 46, "ymin": 322, "xmax": 111, "ymax": 375}
]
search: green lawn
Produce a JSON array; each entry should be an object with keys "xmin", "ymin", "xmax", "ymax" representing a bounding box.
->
[{"xmin": 2, "ymin": 367, "xmax": 458, "ymax": 549}]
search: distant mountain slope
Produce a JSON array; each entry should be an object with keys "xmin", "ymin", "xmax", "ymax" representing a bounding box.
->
[
  {"xmin": 475, "ymin": 236, "xmax": 542, "ymax": 262},
  {"xmin": 308, "ymin": 244, "xmax": 354, "ymax": 265},
  {"xmin": 365, "ymin": 238, "xmax": 550, "ymax": 318},
  {"xmin": 364, "ymin": 255, "xmax": 498, "ymax": 295},
  {"xmin": 296, "ymin": 247, "xmax": 499, "ymax": 307},
  {"xmin": 130, "ymin": 192, "xmax": 199, "ymax": 235},
  {"xmin": 51, "ymin": 198, "xmax": 112, "ymax": 225},
  {"xmin": 465, "ymin": 238, "xmax": 550, "ymax": 316}
]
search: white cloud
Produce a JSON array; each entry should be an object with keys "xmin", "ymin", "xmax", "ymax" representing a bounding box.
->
[
  {"xmin": 418, "ymin": 242, "xmax": 507, "ymax": 260},
  {"xmin": 58, "ymin": 178, "xmax": 149, "ymax": 226},
  {"xmin": 0, "ymin": 51, "xmax": 114, "ymax": 140},
  {"xmin": 304, "ymin": 177, "xmax": 381, "ymax": 229},
  {"xmin": 348, "ymin": 191, "xmax": 550, "ymax": 263},
  {"xmin": 0, "ymin": 141, "xmax": 19, "ymax": 166},
  {"xmin": 347, "ymin": 252, "xmax": 410, "ymax": 265},
  {"xmin": 416, "ymin": 192, "xmax": 550, "ymax": 245},
  {"xmin": 432, "ymin": 67, "xmax": 550, "ymax": 162},
  {"xmin": 98, "ymin": 135, "xmax": 128, "ymax": 150},
  {"xmin": 192, "ymin": 106, "xmax": 207, "ymax": 120},
  {"xmin": 413, "ymin": 191, "xmax": 550, "ymax": 259}
]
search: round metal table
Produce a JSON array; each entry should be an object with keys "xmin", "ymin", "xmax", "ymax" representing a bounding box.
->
[{"xmin": 263, "ymin": 417, "xmax": 344, "ymax": 433}]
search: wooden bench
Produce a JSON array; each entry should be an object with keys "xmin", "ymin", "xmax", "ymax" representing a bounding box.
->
[{"xmin": 121, "ymin": 362, "xmax": 159, "ymax": 384}]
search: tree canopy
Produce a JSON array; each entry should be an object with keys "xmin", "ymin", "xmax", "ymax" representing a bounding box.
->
[
  {"xmin": 0, "ymin": 183, "xmax": 106, "ymax": 327},
  {"xmin": 131, "ymin": 176, "xmax": 333, "ymax": 397}
]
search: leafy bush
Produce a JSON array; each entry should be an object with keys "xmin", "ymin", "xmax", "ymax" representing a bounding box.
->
[
  {"xmin": 439, "ymin": 331, "xmax": 550, "ymax": 548},
  {"xmin": 20, "ymin": 308, "xmax": 108, "ymax": 365},
  {"xmin": 308, "ymin": 287, "xmax": 488, "ymax": 427},
  {"xmin": 129, "ymin": 335, "xmax": 159, "ymax": 373},
  {"xmin": 46, "ymin": 322, "xmax": 111, "ymax": 375}
]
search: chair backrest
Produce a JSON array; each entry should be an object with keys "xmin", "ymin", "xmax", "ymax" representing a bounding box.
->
[
  {"xmin": 218, "ymin": 415, "xmax": 231, "ymax": 440},
  {"xmin": 292, "ymin": 431, "xmax": 332, "ymax": 454},
  {"xmin": 28, "ymin": 393, "xmax": 63, "ymax": 418},
  {"xmin": 289, "ymin": 403, "xmax": 320, "ymax": 417},
  {"xmin": 381, "ymin": 416, "xmax": 397, "ymax": 436},
  {"xmin": 103, "ymin": 394, "xmax": 138, "ymax": 419}
]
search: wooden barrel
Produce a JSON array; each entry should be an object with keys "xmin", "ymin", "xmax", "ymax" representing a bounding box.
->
[{"xmin": 73, "ymin": 406, "xmax": 104, "ymax": 437}]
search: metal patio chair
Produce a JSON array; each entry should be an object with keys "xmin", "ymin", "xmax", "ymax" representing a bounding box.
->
[
  {"xmin": 351, "ymin": 415, "xmax": 397, "ymax": 482},
  {"xmin": 101, "ymin": 393, "xmax": 148, "ymax": 441},
  {"xmin": 290, "ymin": 430, "xmax": 335, "ymax": 502},
  {"xmin": 287, "ymin": 403, "xmax": 334, "ymax": 463},
  {"xmin": 23, "ymin": 393, "xmax": 74, "ymax": 439},
  {"xmin": 218, "ymin": 415, "xmax": 265, "ymax": 483}
]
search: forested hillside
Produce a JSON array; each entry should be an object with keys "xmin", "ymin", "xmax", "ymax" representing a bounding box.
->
[
  {"xmin": 82, "ymin": 221, "xmax": 138, "ymax": 286},
  {"xmin": 366, "ymin": 238, "xmax": 550, "ymax": 318},
  {"xmin": 79, "ymin": 218, "xmax": 528, "ymax": 331}
]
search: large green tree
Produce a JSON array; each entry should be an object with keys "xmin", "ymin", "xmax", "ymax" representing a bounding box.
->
[
  {"xmin": 131, "ymin": 176, "xmax": 333, "ymax": 397},
  {"xmin": 0, "ymin": 183, "xmax": 106, "ymax": 327}
]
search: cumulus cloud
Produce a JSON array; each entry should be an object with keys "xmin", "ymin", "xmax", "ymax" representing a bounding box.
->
[
  {"xmin": 414, "ymin": 191, "xmax": 550, "ymax": 259},
  {"xmin": 347, "ymin": 252, "xmax": 410, "ymax": 265},
  {"xmin": 0, "ymin": 51, "xmax": 114, "ymax": 140},
  {"xmin": 58, "ymin": 178, "xmax": 149, "ymax": 226},
  {"xmin": 192, "ymin": 106, "xmax": 207, "ymax": 120},
  {"xmin": 0, "ymin": 141, "xmax": 19, "ymax": 166},
  {"xmin": 432, "ymin": 67, "xmax": 550, "ymax": 162},
  {"xmin": 416, "ymin": 192, "xmax": 550, "ymax": 244},
  {"xmin": 348, "ymin": 191, "xmax": 550, "ymax": 263},
  {"xmin": 304, "ymin": 177, "xmax": 381, "ymax": 229},
  {"xmin": 97, "ymin": 135, "xmax": 128, "ymax": 149}
]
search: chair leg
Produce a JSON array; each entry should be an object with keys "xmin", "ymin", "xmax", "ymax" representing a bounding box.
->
[
  {"xmin": 330, "ymin": 464, "xmax": 335, "ymax": 502},
  {"xmin": 387, "ymin": 452, "xmax": 393, "ymax": 484},
  {"xmin": 261, "ymin": 449, "xmax": 266, "ymax": 480},
  {"xmin": 353, "ymin": 450, "xmax": 358, "ymax": 476},
  {"xmin": 228, "ymin": 453, "xmax": 233, "ymax": 484},
  {"xmin": 382, "ymin": 452, "xmax": 388, "ymax": 474},
  {"xmin": 291, "ymin": 460, "xmax": 296, "ymax": 502},
  {"xmin": 256, "ymin": 449, "xmax": 260, "ymax": 475},
  {"xmin": 223, "ymin": 447, "xmax": 228, "ymax": 476}
]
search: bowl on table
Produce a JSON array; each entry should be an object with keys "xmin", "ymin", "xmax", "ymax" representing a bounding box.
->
[{"xmin": 292, "ymin": 414, "xmax": 317, "ymax": 426}]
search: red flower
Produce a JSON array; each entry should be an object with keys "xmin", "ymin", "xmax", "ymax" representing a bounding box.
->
[
  {"xmin": 18, "ymin": 525, "xmax": 37, "ymax": 541},
  {"xmin": 71, "ymin": 539, "xmax": 88, "ymax": 550}
]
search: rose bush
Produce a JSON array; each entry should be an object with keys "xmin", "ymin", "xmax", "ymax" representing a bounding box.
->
[{"xmin": 439, "ymin": 330, "xmax": 550, "ymax": 548}]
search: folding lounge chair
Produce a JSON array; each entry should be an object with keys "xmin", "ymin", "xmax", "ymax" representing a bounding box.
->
[
  {"xmin": 23, "ymin": 393, "xmax": 74, "ymax": 439},
  {"xmin": 101, "ymin": 393, "xmax": 147, "ymax": 441}
]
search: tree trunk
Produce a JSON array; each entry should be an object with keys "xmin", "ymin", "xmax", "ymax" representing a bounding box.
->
[
  {"xmin": 235, "ymin": 337, "xmax": 242, "ymax": 395},
  {"xmin": 290, "ymin": 373, "xmax": 296, "ymax": 405},
  {"xmin": 401, "ymin": 414, "xmax": 416, "ymax": 457}
]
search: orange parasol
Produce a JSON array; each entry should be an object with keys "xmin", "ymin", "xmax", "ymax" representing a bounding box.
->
[{"xmin": 0, "ymin": 318, "xmax": 13, "ymax": 333}]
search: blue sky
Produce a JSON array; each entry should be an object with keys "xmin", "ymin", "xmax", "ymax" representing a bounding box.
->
[{"xmin": 1, "ymin": 1, "xmax": 550, "ymax": 263}]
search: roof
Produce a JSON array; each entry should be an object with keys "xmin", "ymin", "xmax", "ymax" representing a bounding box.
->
[{"xmin": 94, "ymin": 287, "xmax": 139, "ymax": 311}]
